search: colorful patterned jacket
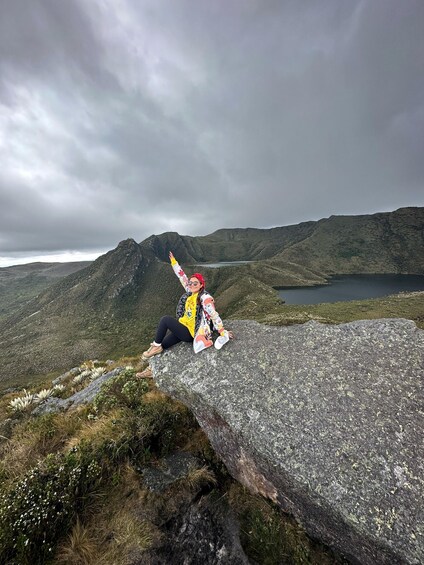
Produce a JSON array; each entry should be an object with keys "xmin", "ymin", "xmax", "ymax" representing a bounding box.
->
[{"xmin": 171, "ymin": 257, "xmax": 226, "ymax": 353}]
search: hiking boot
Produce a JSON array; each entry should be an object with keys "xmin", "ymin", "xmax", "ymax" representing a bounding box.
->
[
  {"xmin": 142, "ymin": 343, "xmax": 163, "ymax": 360},
  {"xmin": 136, "ymin": 367, "xmax": 153, "ymax": 379}
]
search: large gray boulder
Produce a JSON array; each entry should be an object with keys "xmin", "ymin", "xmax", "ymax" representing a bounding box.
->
[{"xmin": 151, "ymin": 319, "xmax": 424, "ymax": 565}]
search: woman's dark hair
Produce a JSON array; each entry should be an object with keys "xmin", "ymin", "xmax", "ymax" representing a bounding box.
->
[{"xmin": 197, "ymin": 287, "xmax": 205, "ymax": 307}]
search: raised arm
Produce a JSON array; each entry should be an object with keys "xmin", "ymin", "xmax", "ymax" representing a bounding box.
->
[{"xmin": 169, "ymin": 251, "xmax": 189, "ymax": 291}]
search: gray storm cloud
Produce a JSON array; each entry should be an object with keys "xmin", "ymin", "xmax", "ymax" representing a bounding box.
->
[{"xmin": 0, "ymin": 0, "xmax": 423, "ymax": 260}]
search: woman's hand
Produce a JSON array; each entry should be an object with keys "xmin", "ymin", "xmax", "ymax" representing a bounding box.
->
[{"xmin": 221, "ymin": 330, "xmax": 234, "ymax": 339}]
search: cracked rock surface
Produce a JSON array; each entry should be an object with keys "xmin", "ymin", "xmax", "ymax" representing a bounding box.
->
[{"xmin": 151, "ymin": 318, "xmax": 424, "ymax": 565}]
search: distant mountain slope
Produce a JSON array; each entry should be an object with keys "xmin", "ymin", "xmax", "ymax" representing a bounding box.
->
[
  {"xmin": 275, "ymin": 207, "xmax": 424, "ymax": 274},
  {"xmin": 0, "ymin": 261, "xmax": 91, "ymax": 279},
  {"xmin": 0, "ymin": 261, "xmax": 91, "ymax": 321},
  {"xmin": 0, "ymin": 206, "xmax": 423, "ymax": 387},
  {"xmin": 0, "ymin": 241, "xmax": 193, "ymax": 385}
]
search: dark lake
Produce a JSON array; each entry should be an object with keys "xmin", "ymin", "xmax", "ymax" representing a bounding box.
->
[{"xmin": 277, "ymin": 274, "xmax": 424, "ymax": 305}]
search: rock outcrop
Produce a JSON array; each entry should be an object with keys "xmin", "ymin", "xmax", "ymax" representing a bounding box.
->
[
  {"xmin": 139, "ymin": 452, "xmax": 250, "ymax": 564},
  {"xmin": 151, "ymin": 319, "xmax": 424, "ymax": 565},
  {"xmin": 32, "ymin": 367, "xmax": 124, "ymax": 415}
]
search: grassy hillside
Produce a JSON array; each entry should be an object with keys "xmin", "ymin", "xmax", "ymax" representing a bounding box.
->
[
  {"xmin": 0, "ymin": 243, "xmax": 176, "ymax": 387},
  {"xmin": 250, "ymin": 291, "xmax": 424, "ymax": 328},
  {"xmin": 0, "ymin": 262, "xmax": 90, "ymax": 322}
]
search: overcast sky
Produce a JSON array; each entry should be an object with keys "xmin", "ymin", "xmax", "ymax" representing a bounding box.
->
[{"xmin": 0, "ymin": 1, "xmax": 423, "ymax": 266}]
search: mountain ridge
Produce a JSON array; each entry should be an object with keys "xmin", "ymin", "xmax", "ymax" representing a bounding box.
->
[
  {"xmin": 142, "ymin": 206, "xmax": 424, "ymax": 271},
  {"xmin": 1, "ymin": 206, "xmax": 423, "ymax": 386}
]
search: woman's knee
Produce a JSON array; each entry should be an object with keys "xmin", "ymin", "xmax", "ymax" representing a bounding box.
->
[
  {"xmin": 158, "ymin": 315, "xmax": 173, "ymax": 328},
  {"xmin": 160, "ymin": 315, "xmax": 174, "ymax": 323}
]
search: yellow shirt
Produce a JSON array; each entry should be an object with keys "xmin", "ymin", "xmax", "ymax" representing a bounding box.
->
[{"xmin": 179, "ymin": 292, "xmax": 198, "ymax": 337}]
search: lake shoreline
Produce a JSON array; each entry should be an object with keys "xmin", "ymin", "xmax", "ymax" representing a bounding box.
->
[{"xmin": 275, "ymin": 273, "xmax": 424, "ymax": 305}]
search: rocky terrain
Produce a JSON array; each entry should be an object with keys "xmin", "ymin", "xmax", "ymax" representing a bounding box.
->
[{"xmin": 152, "ymin": 318, "xmax": 424, "ymax": 565}]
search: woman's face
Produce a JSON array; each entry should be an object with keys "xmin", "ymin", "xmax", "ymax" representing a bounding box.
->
[{"xmin": 188, "ymin": 278, "xmax": 202, "ymax": 292}]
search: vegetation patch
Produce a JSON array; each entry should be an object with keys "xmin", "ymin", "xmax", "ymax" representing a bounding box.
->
[
  {"xmin": 228, "ymin": 483, "xmax": 347, "ymax": 565},
  {"xmin": 0, "ymin": 362, "xmax": 201, "ymax": 563},
  {"xmin": 0, "ymin": 448, "xmax": 102, "ymax": 564}
]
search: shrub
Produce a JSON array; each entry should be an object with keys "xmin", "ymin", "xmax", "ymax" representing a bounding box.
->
[
  {"xmin": 134, "ymin": 394, "xmax": 197, "ymax": 457},
  {"xmin": 0, "ymin": 449, "xmax": 102, "ymax": 564},
  {"xmin": 177, "ymin": 466, "xmax": 217, "ymax": 492},
  {"xmin": 93, "ymin": 369, "xmax": 148, "ymax": 413}
]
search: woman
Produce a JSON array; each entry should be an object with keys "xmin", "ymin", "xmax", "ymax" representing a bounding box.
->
[{"xmin": 137, "ymin": 251, "xmax": 233, "ymax": 378}]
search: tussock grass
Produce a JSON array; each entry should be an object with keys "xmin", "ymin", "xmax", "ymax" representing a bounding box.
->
[
  {"xmin": 107, "ymin": 509, "xmax": 154, "ymax": 552},
  {"xmin": 179, "ymin": 465, "xmax": 217, "ymax": 491},
  {"xmin": 58, "ymin": 462, "xmax": 160, "ymax": 565},
  {"xmin": 56, "ymin": 518, "xmax": 98, "ymax": 565},
  {"xmin": 142, "ymin": 388, "xmax": 168, "ymax": 404},
  {"xmin": 57, "ymin": 511, "xmax": 155, "ymax": 565},
  {"xmin": 0, "ymin": 409, "xmax": 86, "ymax": 484},
  {"xmin": 65, "ymin": 409, "xmax": 126, "ymax": 452}
]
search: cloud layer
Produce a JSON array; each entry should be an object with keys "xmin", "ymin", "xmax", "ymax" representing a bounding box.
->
[{"xmin": 1, "ymin": 0, "xmax": 423, "ymax": 262}]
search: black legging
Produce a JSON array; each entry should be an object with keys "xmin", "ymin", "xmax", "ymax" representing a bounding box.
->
[{"xmin": 155, "ymin": 315, "xmax": 194, "ymax": 350}]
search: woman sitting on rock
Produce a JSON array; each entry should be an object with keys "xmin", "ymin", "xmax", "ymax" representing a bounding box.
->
[{"xmin": 137, "ymin": 252, "xmax": 233, "ymax": 378}]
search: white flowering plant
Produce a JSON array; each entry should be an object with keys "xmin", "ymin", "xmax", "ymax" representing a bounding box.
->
[
  {"xmin": 34, "ymin": 389, "xmax": 54, "ymax": 403},
  {"xmin": 89, "ymin": 367, "xmax": 106, "ymax": 381},
  {"xmin": 72, "ymin": 374, "xmax": 85, "ymax": 386},
  {"xmin": 9, "ymin": 390, "xmax": 34, "ymax": 412}
]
